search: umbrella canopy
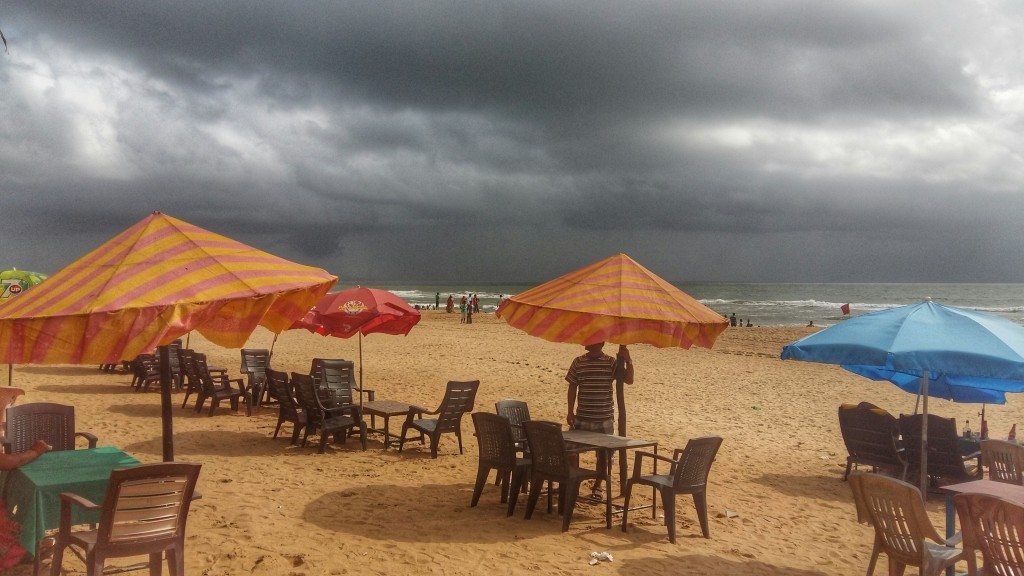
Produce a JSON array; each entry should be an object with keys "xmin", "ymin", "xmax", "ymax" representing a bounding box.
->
[
  {"xmin": 0, "ymin": 212, "xmax": 336, "ymax": 364},
  {"xmin": 291, "ymin": 286, "xmax": 420, "ymax": 338},
  {"xmin": 0, "ymin": 269, "xmax": 47, "ymax": 300},
  {"xmin": 781, "ymin": 300, "xmax": 1024, "ymax": 494},
  {"xmin": 495, "ymin": 253, "xmax": 727, "ymax": 349}
]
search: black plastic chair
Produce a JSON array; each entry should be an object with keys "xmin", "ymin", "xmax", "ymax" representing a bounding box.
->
[
  {"xmin": 621, "ymin": 436, "xmax": 723, "ymax": 542},
  {"xmin": 471, "ymin": 412, "xmax": 530, "ymax": 516},
  {"xmin": 193, "ymin": 353, "xmax": 248, "ymax": 416},
  {"xmin": 291, "ymin": 372, "xmax": 366, "ymax": 453},
  {"xmin": 267, "ymin": 369, "xmax": 305, "ymax": 444},
  {"xmin": 521, "ymin": 420, "xmax": 602, "ymax": 532},
  {"xmin": 399, "ymin": 380, "xmax": 479, "ymax": 458},
  {"xmin": 240, "ymin": 348, "xmax": 271, "ymax": 409}
]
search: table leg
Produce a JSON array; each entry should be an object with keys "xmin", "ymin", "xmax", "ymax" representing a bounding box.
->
[
  {"xmin": 618, "ymin": 447, "xmax": 627, "ymax": 497},
  {"xmin": 946, "ymin": 493, "xmax": 955, "ymax": 576},
  {"xmin": 651, "ymin": 444, "xmax": 658, "ymax": 519},
  {"xmin": 604, "ymin": 449, "xmax": 613, "ymax": 529}
]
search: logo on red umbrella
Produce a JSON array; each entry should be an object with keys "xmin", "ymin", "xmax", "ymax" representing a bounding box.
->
[{"xmin": 339, "ymin": 300, "xmax": 369, "ymax": 315}]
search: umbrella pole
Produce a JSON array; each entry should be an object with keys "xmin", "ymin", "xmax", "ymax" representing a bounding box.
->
[
  {"xmin": 920, "ymin": 371, "xmax": 929, "ymax": 497},
  {"xmin": 7, "ymin": 364, "xmax": 11, "ymax": 387},
  {"xmin": 615, "ymin": 347, "xmax": 628, "ymax": 495},
  {"xmin": 159, "ymin": 345, "xmax": 174, "ymax": 462},
  {"xmin": 358, "ymin": 333, "xmax": 364, "ymax": 409},
  {"xmin": 184, "ymin": 331, "xmax": 190, "ymax": 349},
  {"xmin": 270, "ymin": 333, "xmax": 278, "ymax": 358}
]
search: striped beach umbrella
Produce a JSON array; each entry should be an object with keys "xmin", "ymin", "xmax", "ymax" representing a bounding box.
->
[
  {"xmin": 0, "ymin": 212, "xmax": 336, "ymax": 365},
  {"xmin": 0, "ymin": 212, "xmax": 336, "ymax": 461},
  {"xmin": 496, "ymin": 253, "xmax": 727, "ymax": 349}
]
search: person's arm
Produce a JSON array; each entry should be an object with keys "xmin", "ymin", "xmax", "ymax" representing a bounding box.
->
[
  {"xmin": 0, "ymin": 439, "xmax": 52, "ymax": 471},
  {"xmin": 566, "ymin": 360, "xmax": 579, "ymax": 425},
  {"xmin": 617, "ymin": 345, "xmax": 635, "ymax": 385}
]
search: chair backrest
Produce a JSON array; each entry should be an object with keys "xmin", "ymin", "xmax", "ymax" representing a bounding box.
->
[
  {"xmin": 899, "ymin": 413, "xmax": 970, "ymax": 480},
  {"xmin": 472, "ymin": 412, "xmax": 517, "ymax": 470},
  {"xmin": 5, "ymin": 402, "xmax": 77, "ymax": 453},
  {"xmin": 193, "ymin": 353, "xmax": 221, "ymax": 394},
  {"xmin": 848, "ymin": 473, "xmax": 942, "ymax": 569},
  {"xmin": 95, "ymin": 462, "xmax": 201, "ymax": 551},
  {"xmin": 838, "ymin": 402, "xmax": 902, "ymax": 468},
  {"xmin": 0, "ymin": 387, "xmax": 25, "ymax": 435},
  {"xmin": 981, "ymin": 439, "xmax": 1024, "ymax": 484},
  {"xmin": 316, "ymin": 360, "xmax": 357, "ymax": 406},
  {"xmin": 178, "ymin": 349, "xmax": 200, "ymax": 385},
  {"xmin": 495, "ymin": 399, "xmax": 530, "ymax": 445},
  {"xmin": 165, "ymin": 339, "xmax": 182, "ymax": 375},
  {"xmin": 434, "ymin": 380, "xmax": 480, "ymax": 433},
  {"xmin": 241, "ymin": 348, "xmax": 270, "ymax": 380},
  {"xmin": 290, "ymin": 372, "xmax": 320, "ymax": 418},
  {"xmin": 671, "ymin": 436, "xmax": 723, "ymax": 491},
  {"xmin": 523, "ymin": 420, "xmax": 571, "ymax": 478},
  {"xmin": 954, "ymin": 491, "xmax": 1024, "ymax": 575}
]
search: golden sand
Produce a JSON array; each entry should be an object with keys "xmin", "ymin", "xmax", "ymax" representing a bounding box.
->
[{"xmin": 8, "ymin": 312, "xmax": 1013, "ymax": 575}]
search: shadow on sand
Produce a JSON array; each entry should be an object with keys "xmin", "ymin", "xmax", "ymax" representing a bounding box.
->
[
  {"xmin": 618, "ymin": 555, "xmax": 831, "ymax": 576},
  {"xmin": 122, "ymin": 429, "xmax": 369, "ymax": 459},
  {"xmin": 751, "ymin": 472, "xmax": 851, "ymax": 504}
]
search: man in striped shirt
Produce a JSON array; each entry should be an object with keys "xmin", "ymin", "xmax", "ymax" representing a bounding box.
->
[{"xmin": 566, "ymin": 342, "xmax": 634, "ymax": 497}]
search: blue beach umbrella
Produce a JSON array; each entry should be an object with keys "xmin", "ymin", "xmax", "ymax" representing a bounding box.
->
[{"xmin": 781, "ymin": 300, "xmax": 1024, "ymax": 494}]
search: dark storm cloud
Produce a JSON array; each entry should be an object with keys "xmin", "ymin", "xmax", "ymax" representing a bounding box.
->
[{"xmin": 1, "ymin": 1, "xmax": 1022, "ymax": 282}]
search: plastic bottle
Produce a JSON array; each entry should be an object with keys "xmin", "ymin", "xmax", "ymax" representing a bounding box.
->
[{"xmin": 964, "ymin": 419, "xmax": 972, "ymax": 438}]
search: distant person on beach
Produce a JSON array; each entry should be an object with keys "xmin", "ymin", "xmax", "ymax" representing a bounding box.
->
[
  {"xmin": 566, "ymin": 342, "xmax": 634, "ymax": 498},
  {"xmin": 446, "ymin": 294, "xmax": 454, "ymax": 313},
  {"xmin": 730, "ymin": 313, "xmax": 737, "ymax": 327},
  {"xmin": 807, "ymin": 320, "xmax": 814, "ymax": 327},
  {"xmin": 472, "ymin": 294, "xmax": 480, "ymax": 313},
  {"xmin": 435, "ymin": 292, "xmax": 440, "ymax": 309},
  {"xmin": 460, "ymin": 296, "xmax": 467, "ymax": 323},
  {"xmin": 746, "ymin": 319, "xmax": 752, "ymax": 327},
  {"xmin": 466, "ymin": 301, "xmax": 473, "ymax": 324}
]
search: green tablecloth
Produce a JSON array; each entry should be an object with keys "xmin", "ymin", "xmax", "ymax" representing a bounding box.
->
[{"xmin": 2, "ymin": 447, "xmax": 140, "ymax": 553}]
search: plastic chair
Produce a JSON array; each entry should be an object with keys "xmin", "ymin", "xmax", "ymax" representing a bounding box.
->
[
  {"xmin": 1, "ymin": 403, "xmax": 97, "ymax": 454},
  {"xmin": 849, "ymin": 473, "xmax": 964, "ymax": 576},
  {"xmin": 48, "ymin": 462, "xmax": 202, "ymax": 576},
  {"xmin": 266, "ymin": 369, "xmax": 305, "ymax": 444},
  {"xmin": 838, "ymin": 402, "xmax": 907, "ymax": 481},
  {"xmin": 620, "ymin": 436, "xmax": 722, "ymax": 541},
  {"xmin": 399, "ymin": 380, "xmax": 479, "ymax": 458},
  {"xmin": 954, "ymin": 491, "xmax": 1024, "ymax": 576},
  {"xmin": 521, "ymin": 420, "xmax": 602, "ymax": 532},
  {"xmin": 470, "ymin": 412, "xmax": 530, "ymax": 516},
  {"xmin": 980, "ymin": 439, "xmax": 1024, "ymax": 484}
]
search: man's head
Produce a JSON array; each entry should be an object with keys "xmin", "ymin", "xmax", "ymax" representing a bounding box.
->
[{"xmin": 584, "ymin": 342, "xmax": 605, "ymax": 356}]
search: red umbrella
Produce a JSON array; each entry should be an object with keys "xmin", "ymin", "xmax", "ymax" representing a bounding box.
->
[{"xmin": 286, "ymin": 287, "xmax": 420, "ymax": 394}]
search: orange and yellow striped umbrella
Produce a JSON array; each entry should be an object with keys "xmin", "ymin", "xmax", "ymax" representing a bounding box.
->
[
  {"xmin": 0, "ymin": 212, "xmax": 336, "ymax": 364},
  {"xmin": 496, "ymin": 253, "xmax": 727, "ymax": 349}
]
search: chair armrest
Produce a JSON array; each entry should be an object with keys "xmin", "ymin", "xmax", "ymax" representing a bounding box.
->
[
  {"xmin": 962, "ymin": 450, "xmax": 981, "ymax": 461},
  {"xmin": 632, "ymin": 450, "xmax": 676, "ymax": 478},
  {"xmin": 355, "ymin": 387, "xmax": 375, "ymax": 402},
  {"xmin": 76, "ymin": 431, "xmax": 99, "ymax": 449},
  {"xmin": 59, "ymin": 492, "xmax": 100, "ymax": 534},
  {"xmin": 0, "ymin": 436, "xmax": 8, "ymax": 454}
]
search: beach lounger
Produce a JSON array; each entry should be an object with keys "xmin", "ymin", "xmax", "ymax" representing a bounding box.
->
[
  {"xmin": 899, "ymin": 413, "xmax": 981, "ymax": 486},
  {"xmin": 838, "ymin": 402, "xmax": 907, "ymax": 481}
]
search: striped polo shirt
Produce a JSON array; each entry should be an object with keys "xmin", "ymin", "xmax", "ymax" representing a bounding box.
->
[{"xmin": 565, "ymin": 353, "xmax": 617, "ymax": 422}]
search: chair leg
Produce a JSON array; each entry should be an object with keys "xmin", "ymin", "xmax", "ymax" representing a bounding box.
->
[
  {"xmin": 358, "ymin": 423, "xmax": 367, "ymax": 450},
  {"xmin": 620, "ymin": 479, "xmax": 635, "ymax": 533},
  {"xmin": 471, "ymin": 465, "xmax": 490, "ymax": 507},
  {"xmin": 524, "ymin": 476, "xmax": 543, "ymax": 520},
  {"xmin": 45, "ymin": 538, "xmax": 64, "ymax": 576},
  {"xmin": 888, "ymin": 561, "xmax": 906, "ymax": 576},
  {"xmin": 318, "ymin": 431, "xmax": 329, "ymax": 454},
  {"xmin": 561, "ymin": 481, "xmax": 581, "ymax": 532},
  {"xmin": 429, "ymin": 434, "xmax": 439, "ymax": 459},
  {"xmin": 167, "ymin": 545, "xmax": 185, "ymax": 576},
  {"xmin": 844, "ymin": 458, "xmax": 853, "ymax": 481},
  {"xmin": 208, "ymin": 398, "xmax": 219, "ymax": 416},
  {"xmin": 149, "ymin": 552, "xmax": 161, "ymax": 576},
  {"xmin": 181, "ymin": 389, "xmax": 192, "ymax": 409},
  {"xmin": 866, "ymin": 534, "xmax": 881, "ymax": 576},
  {"xmin": 273, "ymin": 416, "xmax": 284, "ymax": 439},
  {"xmin": 508, "ymin": 466, "xmax": 526, "ymax": 517},
  {"xmin": 457, "ymin": 430, "xmax": 464, "ymax": 454},
  {"xmin": 663, "ymin": 489, "xmax": 677, "ymax": 543},
  {"xmin": 499, "ymin": 470, "xmax": 512, "ymax": 503},
  {"xmin": 692, "ymin": 490, "xmax": 710, "ymax": 539},
  {"xmin": 398, "ymin": 423, "xmax": 410, "ymax": 452}
]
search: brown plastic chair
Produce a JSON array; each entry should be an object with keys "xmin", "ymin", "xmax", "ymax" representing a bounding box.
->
[
  {"xmin": 521, "ymin": 420, "xmax": 602, "ymax": 532},
  {"xmin": 310, "ymin": 358, "xmax": 375, "ymax": 403},
  {"xmin": 495, "ymin": 399, "xmax": 530, "ymax": 452},
  {"xmin": 399, "ymin": 380, "xmax": 479, "ymax": 458},
  {"xmin": 848, "ymin": 473, "xmax": 964, "ymax": 576},
  {"xmin": 240, "ymin": 348, "xmax": 271, "ymax": 408},
  {"xmin": 980, "ymin": 439, "xmax": 1024, "ymax": 485},
  {"xmin": 620, "ymin": 436, "xmax": 722, "ymax": 542},
  {"xmin": 470, "ymin": 412, "xmax": 530, "ymax": 516},
  {"xmin": 291, "ymin": 372, "xmax": 366, "ymax": 453},
  {"xmin": 1, "ymin": 402, "xmax": 97, "ymax": 454},
  {"xmin": 954, "ymin": 491, "xmax": 1024, "ymax": 576},
  {"xmin": 193, "ymin": 353, "xmax": 248, "ymax": 416},
  {"xmin": 266, "ymin": 369, "xmax": 305, "ymax": 444},
  {"xmin": 48, "ymin": 462, "xmax": 202, "ymax": 576},
  {"xmin": 899, "ymin": 414, "xmax": 981, "ymax": 485},
  {"xmin": 838, "ymin": 402, "xmax": 907, "ymax": 481}
]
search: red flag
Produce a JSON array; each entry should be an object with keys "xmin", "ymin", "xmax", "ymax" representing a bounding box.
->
[
  {"xmin": 1010, "ymin": 424, "xmax": 1017, "ymax": 441},
  {"xmin": 840, "ymin": 303, "xmax": 851, "ymax": 315}
]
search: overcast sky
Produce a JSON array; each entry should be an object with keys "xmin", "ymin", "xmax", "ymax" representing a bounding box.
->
[{"xmin": 2, "ymin": 2, "xmax": 1023, "ymax": 283}]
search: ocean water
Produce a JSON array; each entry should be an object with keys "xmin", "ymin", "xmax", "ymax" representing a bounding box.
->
[{"xmin": 337, "ymin": 282, "xmax": 1024, "ymax": 327}]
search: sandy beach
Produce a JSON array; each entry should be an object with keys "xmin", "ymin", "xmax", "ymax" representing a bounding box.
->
[{"xmin": 7, "ymin": 311, "xmax": 1014, "ymax": 575}]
